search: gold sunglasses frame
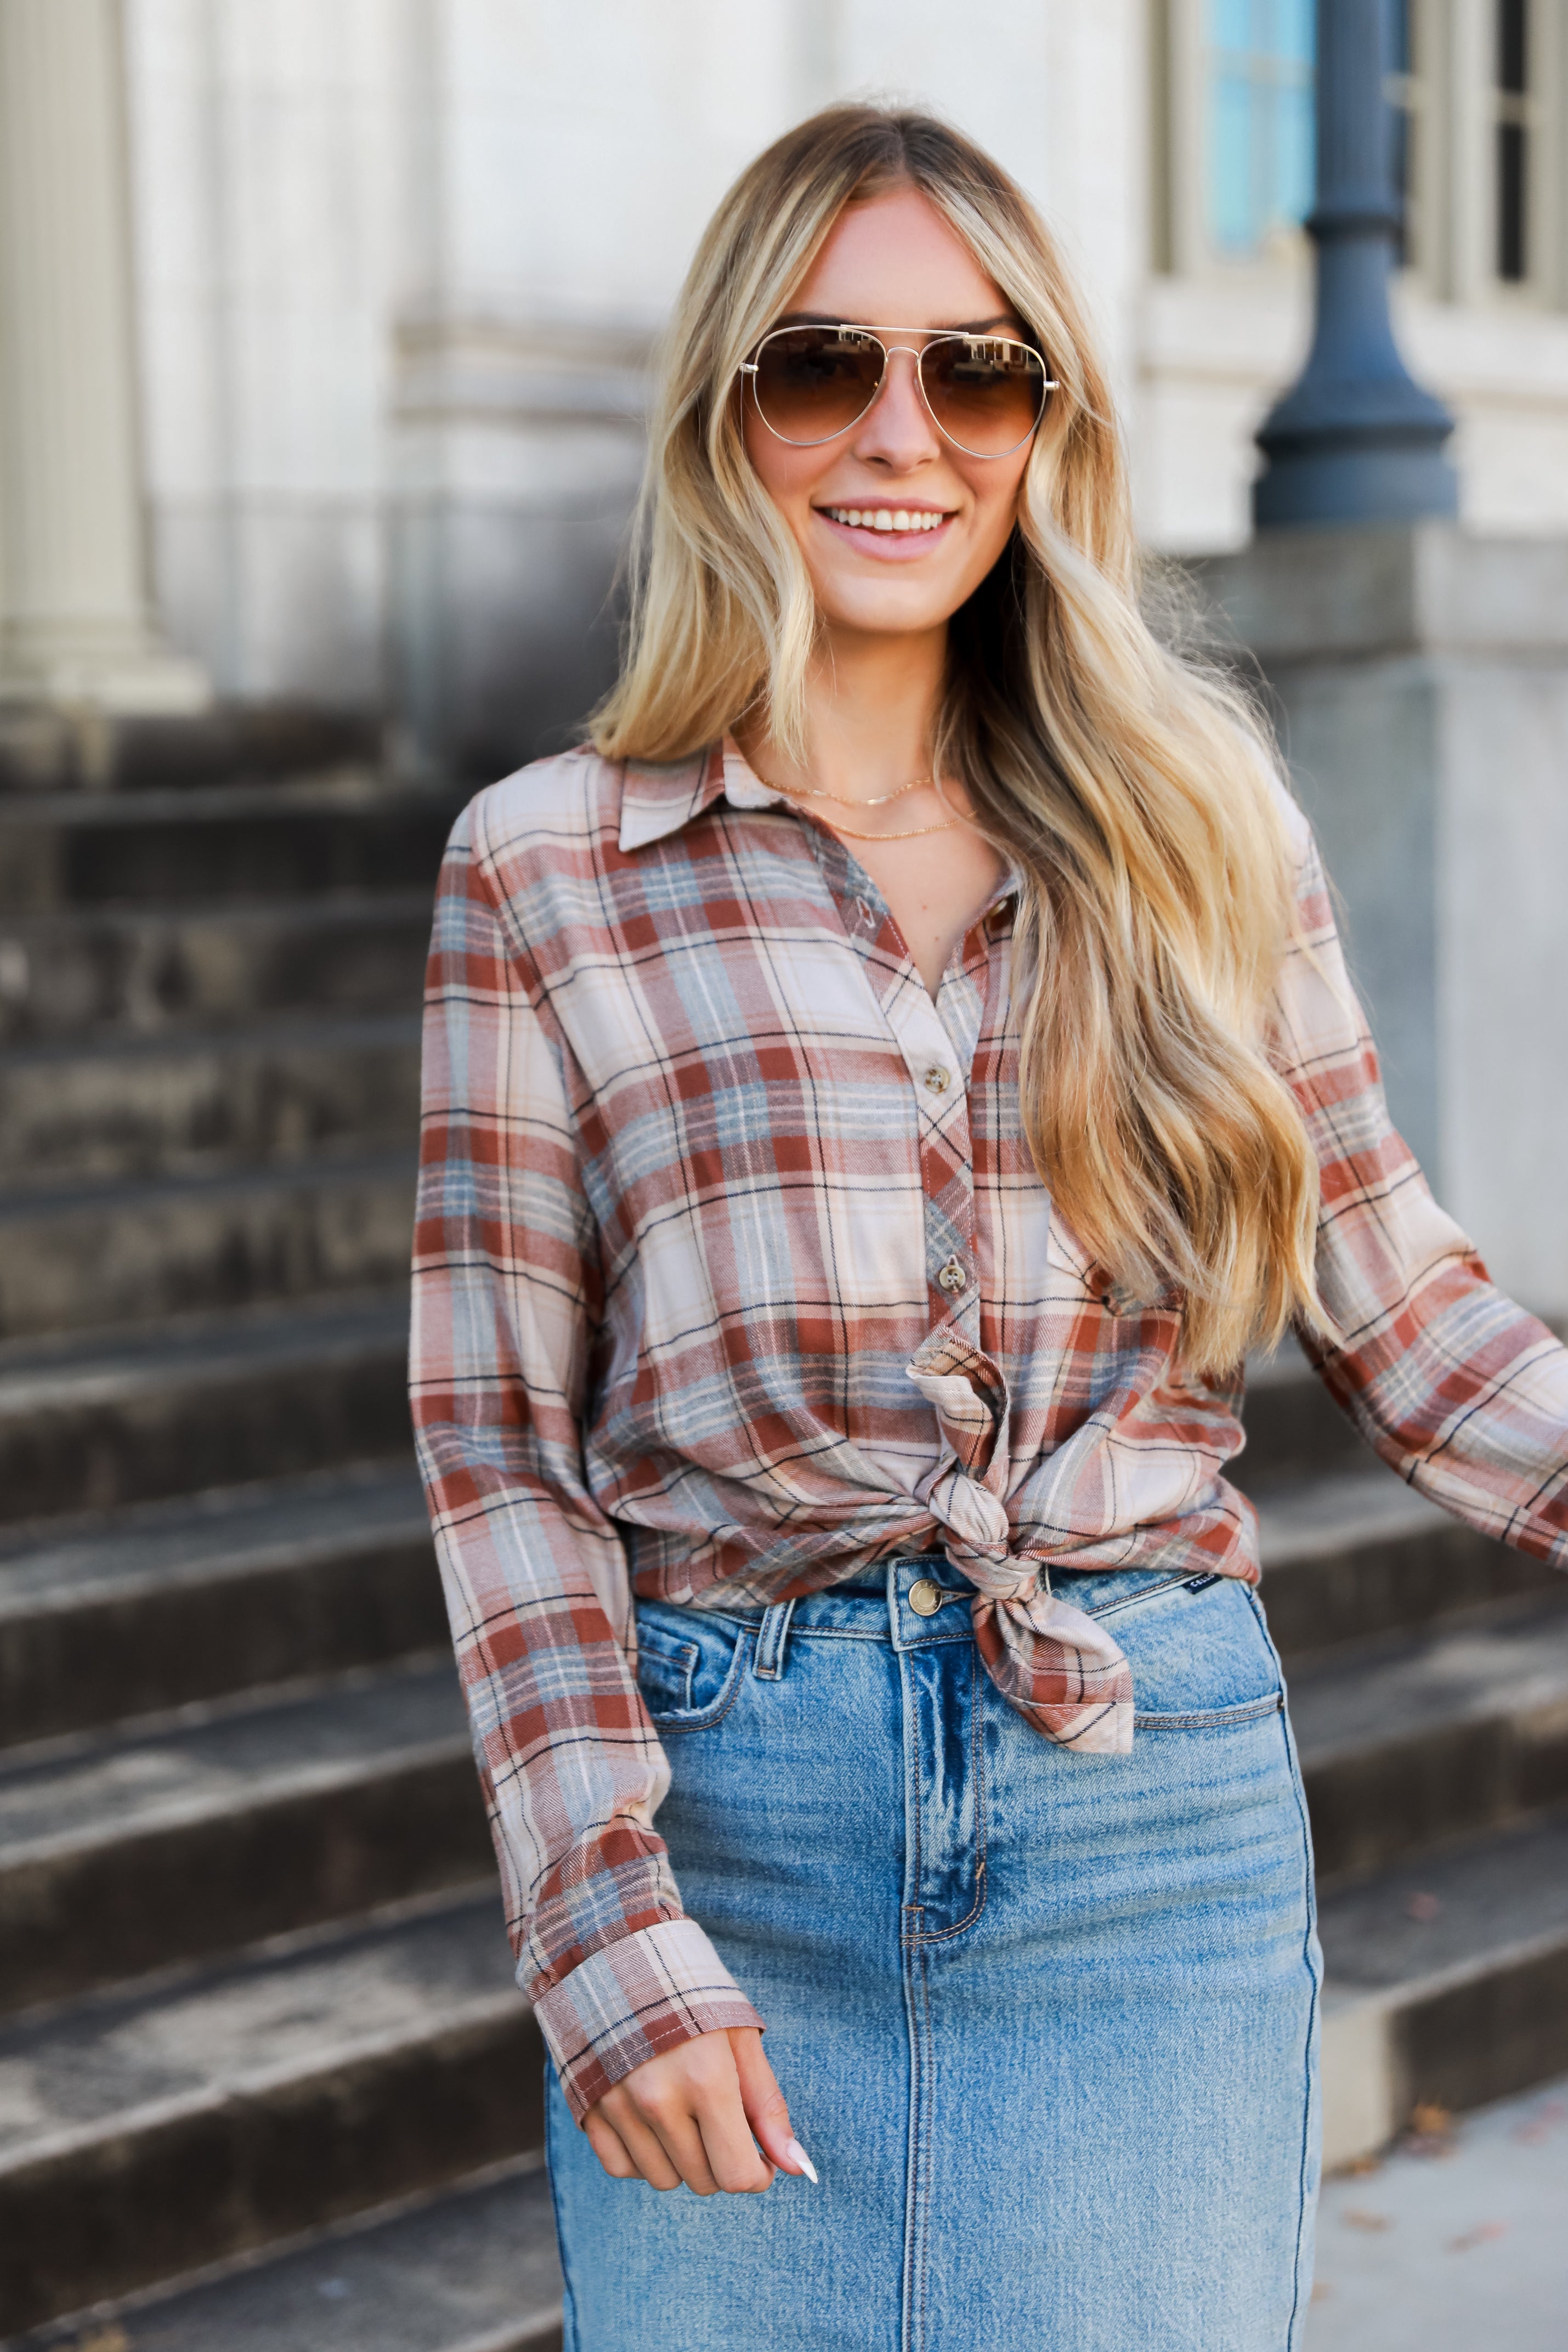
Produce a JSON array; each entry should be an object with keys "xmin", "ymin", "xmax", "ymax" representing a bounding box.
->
[{"xmin": 739, "ymin": 323, "xmax": 1060, "ymax": 460}]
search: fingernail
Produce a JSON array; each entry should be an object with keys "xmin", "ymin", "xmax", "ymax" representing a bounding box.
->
[{"xmin": 784, "ymin": 2138, "xmax": 819, "ymax": 2185}]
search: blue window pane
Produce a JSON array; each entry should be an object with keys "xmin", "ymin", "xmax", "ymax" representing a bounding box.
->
[
  {"xmin": 1275, "ymin": 0, "xmax": 1315, "ymax": 67},
  {"xmin": 1211, "ymin": 74, "xmax": 1259, "ymax": 253},
  {"xmin": 1275, "ymin": 83, "xmax": 1315, "ymax": 225},
  {"xmin": 1205, "ymin": 0, "xmax": 1316, "ymax": 258}
]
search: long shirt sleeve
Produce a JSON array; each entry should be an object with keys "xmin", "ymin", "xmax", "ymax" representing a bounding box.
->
[
  {"xmin": 409, "ymin": 795, "xmax": 762, "ymax": 2123},
  {"xmin": 1272, "ymin": 811, "xmax": 1568, "ymax": 1559}
]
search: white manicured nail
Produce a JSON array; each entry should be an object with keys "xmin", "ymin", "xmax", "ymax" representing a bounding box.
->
[{"xmin": 784, "ymin": 2138, "xmax": 819, "ymax": 2184}]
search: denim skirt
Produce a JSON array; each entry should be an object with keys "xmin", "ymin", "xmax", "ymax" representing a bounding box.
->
[{"xmin": 546, "ymin": 1554, "xmax": 1322, "ymax": 2351}]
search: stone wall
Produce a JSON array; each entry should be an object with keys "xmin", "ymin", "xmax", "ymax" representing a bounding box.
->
[
  {"xmin": 1196, "ymin": 523, "xmax": 1568, "ymax": 1318},
  {"xmin": 118, "ymin": 2, "xmax": 1568, "ymax": 771}
]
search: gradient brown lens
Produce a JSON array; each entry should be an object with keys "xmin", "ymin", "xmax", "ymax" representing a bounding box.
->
[
  {"xmin": 920, "ymin": 336, "xmax": 1046, "ymax": 456},
  {"xmin": 750, "ymin": 328, "xmax": 885, "ymax": 444}
]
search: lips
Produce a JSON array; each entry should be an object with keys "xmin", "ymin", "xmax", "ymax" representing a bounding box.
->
[{"xmin": 813, "ymin": 504, "xmax": 955, "ymax": 556}]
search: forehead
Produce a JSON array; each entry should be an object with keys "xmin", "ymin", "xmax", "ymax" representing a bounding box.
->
[{"xmin": 789, "ymin": 185, "xmax": 1012, "ymax": 330}]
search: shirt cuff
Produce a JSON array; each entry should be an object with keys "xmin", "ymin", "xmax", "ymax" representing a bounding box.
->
[{"xmin": 529, "ymin": 1917, "xmax": 766, "ymax": 2123}]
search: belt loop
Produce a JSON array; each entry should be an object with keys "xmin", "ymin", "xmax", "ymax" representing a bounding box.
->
[{"xmin": 752, "ymin": 1596, "xmax": 797, "ymax": 1681}]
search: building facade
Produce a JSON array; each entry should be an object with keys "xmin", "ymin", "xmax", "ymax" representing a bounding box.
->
[{"xmin": 8, "ymin": 2, "xmax": 1568, "ymax": 767}]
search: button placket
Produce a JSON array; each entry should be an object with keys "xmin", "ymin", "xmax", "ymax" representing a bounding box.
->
[{"xmin": 813, "ymin": 842, "xmax": 984, "ymax": 1339}]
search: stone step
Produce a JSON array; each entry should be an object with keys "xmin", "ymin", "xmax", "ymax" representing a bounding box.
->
[
  {"xmin": 1292, "ymin": 1595, "xmax": 1568, "ymax": 1885},
  {"xmin": 0, "ymin": 1013, "xmax": 422, "ymax": 1183},
  {"xmin": 0, "ymin": 1460, "xmax": 440, "ymax": 1750},
  {"xmin": 1257, "ymin": 1464, "xmax": 1558, "ymax": 1660},
  {"xmin": 1318, "ymin": 1805, "xmax": 1568, "ymax": 2167},
  {"xmin": 8, "ymin": 2161, "xmax": 563, "ymax": 2352},
  {"xmin": 0, "ymin": 779, "xmax": 460, "ymax": 914},
  {"xmin": 0, "ymin": 1890, "xmax": 540, "ymax": 2336},
  {"xmin": 0, "ymin": 1659, "xmax": 489, "ymax": 2015},
  {"xmin": 0, "ymin": 892, "xmax": 432, "ymax": 1045},
  {"xmin": 0, "ymin": 703, "xmax": 380, "ymax": 796},
  {"xmin": 0, "ymin": 1290, "xmax": 412, "ymax": 1526},
  {"xmin": 1237, "ymin": 1344, "xmax": 1373, "ymax": 1491},
  {"xmin": 0, "ymin": 1149, "xmax": 416, "ymax": 1339}
]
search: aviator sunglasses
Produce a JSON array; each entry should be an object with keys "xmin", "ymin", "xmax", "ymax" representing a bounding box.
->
[{"xmin": 741, "ymin": 322, "xmax": 1057, "ymax": 460}]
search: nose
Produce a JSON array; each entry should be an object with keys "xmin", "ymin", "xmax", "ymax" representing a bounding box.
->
[{"xmin": 851, "ymin": 346, "xmax": 942, "ymax": 470}]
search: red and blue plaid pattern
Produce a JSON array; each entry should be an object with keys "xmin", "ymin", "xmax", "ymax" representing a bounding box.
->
[{"xmin": 411, "ymin": 740, "xmax": 1568, "ymax": 2117}]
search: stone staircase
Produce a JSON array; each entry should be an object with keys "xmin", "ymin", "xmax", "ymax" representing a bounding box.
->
[
  {"xmin": 0, "ymin": 727, "xmax": 1562, "ymax": 2343},
  {"xmin": 0, "ymin": 724, "xmax": 554, "ymax": 2348},
  {"xmin": 1244, "ymin": 1356, "xmax": 1568, "ymax": 2168}
]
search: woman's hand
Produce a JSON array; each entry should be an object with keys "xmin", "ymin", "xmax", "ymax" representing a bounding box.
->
[{"xmin": 582, "ymin": 2025, "xmax": 817, "ymax": 2195}]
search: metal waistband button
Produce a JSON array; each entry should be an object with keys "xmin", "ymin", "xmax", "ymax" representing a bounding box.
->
[{"xmin": 908, "ymin": 1577, "xmax": 946, "ymax": 1616}]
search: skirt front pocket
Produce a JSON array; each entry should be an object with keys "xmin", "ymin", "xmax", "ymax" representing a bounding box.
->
[
  {"xmin": 1064, "ymin": 1568, "xmax": 1284, "ymax": 1727},
  {"xmin": 633, "ymin": 1598, "xmax": 749, "ymax": 1732}
]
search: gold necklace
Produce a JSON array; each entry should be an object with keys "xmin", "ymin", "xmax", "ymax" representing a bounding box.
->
[
  {"xmin": 779, "ymin": 773, "xmax": 929, "ymax": 809},
  {"xmin": 760, "ymin": 765, "xmax": 967, "ymax": 841},
  {"xmin": 813, "ymin": 809, "xmax": 962, "ymax": 841}
]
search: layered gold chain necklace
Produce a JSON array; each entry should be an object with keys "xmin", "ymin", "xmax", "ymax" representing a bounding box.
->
[{"xmin": 770, "ymin": 769, "xmax": 965, "ymax": 842}]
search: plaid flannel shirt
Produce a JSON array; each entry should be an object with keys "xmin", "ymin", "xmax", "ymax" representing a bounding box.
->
[{"xmin": 410, "ymin": 739, "xmax": 1568, "ymax": 2119}]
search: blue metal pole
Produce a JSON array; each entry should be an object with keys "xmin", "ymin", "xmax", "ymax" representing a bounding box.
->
[{"xmin": 1253, "ymin": 0, "xmax": 1457, "ymax": 529}]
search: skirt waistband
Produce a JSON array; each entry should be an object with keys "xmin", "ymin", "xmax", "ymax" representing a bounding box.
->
[{"xmin": 639, "ymin": 1553, "xmax": 1227, "ymax": 1662}]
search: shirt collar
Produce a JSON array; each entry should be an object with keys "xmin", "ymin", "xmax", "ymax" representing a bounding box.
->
[
  {"xmin": 615, "ymin": 737, "xmax": 1020, "ymax": 921},
  {"xmin": 616, "ymin": 738, "xmax": 784, "ymax": 853}
]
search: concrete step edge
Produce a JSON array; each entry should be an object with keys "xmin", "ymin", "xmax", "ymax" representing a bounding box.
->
[
  {"xmin": 0, "ymin": 1144, "xmax": 417, "ymax": 1226},
  {"xmin": 1317, "ymin": 1805, "xmax": 1568, "ymax": 2164},
  {"xmin": 0, "ymin": 1889, "xmax": 537, "ymax": 2330},
  {"xmin": 1, "ymin": 1723, "xmax": 471, "ymax": 1875},
  {"xmin": 0, "ymin": 1660, "xmax": 483, "ymax": 2006},
  {"xmin": 0, "ymin": 1983, "xmax": 527, "ymax": 2183},
  {"xmin": 0, "ymin": 1288, "xmax": 410, "ymax": 1417},
  {"xmin": 2, "ymin": 2156, "xmax": 561, "ymax": 2352},
  {"xmin": 0, "ymin": 1008, "xmax": 423, "ymax": 1078},
  {"xmin": 1327, "ymin": 1909, "xmax": 1568, "ymax": 2021},
  {"xmin": 0, "ymin": 1461, "xmax": 429, "ymax": 1621},
  {"xmin": 446, "ymin": 2326, "xmax": 561, "ymax": 2352},
  {"xmin": 1256, "ymin": 1469, "xmax": 1447, "ymax": 1564},
  {"xmin": 1289, "ymin": 1597, "xmax": 1568, "ymax": 1769},
  {"xmin": 0, "ymin": 779, "xmax": 463, "ymax": 831},
  {"xmin": 1322, "ymin": 1913, "xmax": 1568, "ymax": 2170},
  {"xmin": 0, "ymin": 1462, "xmax": 437, "ymax": 1751}
]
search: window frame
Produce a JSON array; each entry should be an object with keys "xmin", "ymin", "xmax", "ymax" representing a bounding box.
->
[
  {"xmin": 1154, "ymin": 0, "xmax": 1566, "ymax": 309},
  {"xmin": 1157, "ymin": 0, "xmax": 1317, "ymax": 280}
]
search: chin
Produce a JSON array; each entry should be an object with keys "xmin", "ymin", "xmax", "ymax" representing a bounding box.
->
[{"xmin": 816, "ymin": 580, "xmax": 960, "ymax": 635}]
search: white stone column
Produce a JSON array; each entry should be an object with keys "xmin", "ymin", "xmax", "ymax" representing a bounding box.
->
[{"xmin": 0, "ymin": 0, "xmax": 206, "ymax": 710}]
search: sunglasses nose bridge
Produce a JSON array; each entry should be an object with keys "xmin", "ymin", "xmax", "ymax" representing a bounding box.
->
[{"xmin": 859, "ymin": 343, "xmax": 940, "ymax": 437}]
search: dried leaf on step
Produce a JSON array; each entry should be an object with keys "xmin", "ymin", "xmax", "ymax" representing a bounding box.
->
[{"xmin": 1446, "ymin": 2220, "xmax": 1509, "ymax": 2253}]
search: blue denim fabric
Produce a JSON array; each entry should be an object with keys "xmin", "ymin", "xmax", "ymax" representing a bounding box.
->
[{"xmin": 546, "ymin": 1556, "xmax": 1322, "ymax": 2351}]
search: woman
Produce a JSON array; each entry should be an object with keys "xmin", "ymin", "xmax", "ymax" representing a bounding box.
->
[{"xmin": 411, "ymin": 105, "xmax": 1568, "ymax": 2350}]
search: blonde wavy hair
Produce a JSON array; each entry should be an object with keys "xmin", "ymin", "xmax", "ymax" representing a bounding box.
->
[{"xmin": 593, "ymin": 103, "xmax": 1324, "ymax": 1375}]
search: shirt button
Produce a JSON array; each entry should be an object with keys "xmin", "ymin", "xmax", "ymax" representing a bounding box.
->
[
  {"xmin": 937, "ymin": 1257, "xmax": 968, "ymax": 1294},
  {"xmin": 923, "ymin": 1065, "xmax": 951, "ymax": 1094}
]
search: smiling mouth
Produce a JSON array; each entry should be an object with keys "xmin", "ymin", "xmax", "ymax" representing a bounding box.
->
[{"xmin": 818, "ymin": 506, "xmax": 950, "ymax": 534}]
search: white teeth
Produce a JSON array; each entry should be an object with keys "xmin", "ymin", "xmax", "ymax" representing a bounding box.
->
[{"xmin": 824, "ymin": 507, "xmax": 945, "ymax": 532}]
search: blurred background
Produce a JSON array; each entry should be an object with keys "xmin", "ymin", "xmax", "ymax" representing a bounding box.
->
[
  {"xmin": 0, "ymin": 5, "xmax": 1564, "ymax": 2349},
  {"xmin": 37, "ymin": 0, "xmax": 1568, "ymax": 771}
]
